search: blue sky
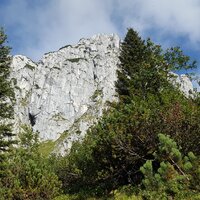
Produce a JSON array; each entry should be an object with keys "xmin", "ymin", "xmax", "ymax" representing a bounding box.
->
[{"xmin": 0, "ymin": 0, "xmax": 200, "ymax": 81}]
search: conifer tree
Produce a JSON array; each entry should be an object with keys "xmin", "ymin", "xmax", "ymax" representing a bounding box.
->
[
  {"xmin": 116, "ymin": 28, "xmax": 146, "ymax": 101},
  {"xmin": 116, "ymin": 28, "xmax": 167, "ymax": 102},
  {"xmin": 0, "ymin": 28, "xmax": 15, "ymax": 176}
]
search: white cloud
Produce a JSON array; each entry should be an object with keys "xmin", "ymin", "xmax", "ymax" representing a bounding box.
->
[
  {"xmin": 1, "ymin": 0, "xmax": 117, "ymax": 60},
  {"xmin": 0, "ymin": 0, "xmax": 200, "ymax": 61},
  {"xmin": 115, "ymin": 0, "xmax": 200, "ymax": 45}
]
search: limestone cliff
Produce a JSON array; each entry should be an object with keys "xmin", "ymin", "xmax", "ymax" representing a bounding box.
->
[
  {"xmin": 11, "ymin": 34, "xmax": 120, "ymax": 153},
  {"xmin": 10, "ymin": 34, "xmax": 193, "ymax": 154}
]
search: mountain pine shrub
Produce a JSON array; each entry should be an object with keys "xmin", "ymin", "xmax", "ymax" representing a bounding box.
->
[{"xmin": 140, "ymin": 133, "xmax": 200, "ymax": 199}]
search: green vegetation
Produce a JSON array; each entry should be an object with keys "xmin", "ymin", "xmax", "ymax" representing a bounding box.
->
[
  {"xmin": 0, "ymin": 28, "xmax": 16, "ymax": 177},
  {"xmin": 20, "ymin": 91, "xmax": 31, "ymax": 107},
  {"xmin": 66, "ymin": 58, "xmax": 86, "ymax": 63},
  {"xmin": 38, "ymin": 140, "xmax": 56, "ymax": 157},
  {"xmin": 0, "ymin": 28, "xmax": 200, "ymax": 199},
  {"xmin": 24, "ymin": 63, "xmax": 35, "ymax": 70},
  {"xmin": 91, "ymin": 89, "xmax": 103, "ymax": 101},
  {"xmin": 52, "ymin": 113, "xmax": 68, "ymax": 121},
  {"xmin": 0, "ymin": 125, "xmax": 62, "ymax": 200},
  {"xmin": 140, "ymin": 134, "xmax": 200, "ymax": 199},
  {"xmin": 38, "ymin": 130, "xmax": 69, "ymax": 157},
  {"xmin": 56, "ymin": 130, "xmax": 69, "ymax": 144}
]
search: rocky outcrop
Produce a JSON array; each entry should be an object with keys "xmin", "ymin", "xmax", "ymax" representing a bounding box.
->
[
  {"xmin": 10, "ymin": 34, "xmax": 194, "ymax": 154},
  {"xmin": 169, "ymin": 72, "xmax": 194, "ymax": 97},
  {"xmin": 11, "ymin": 34, "xmax": 120, "ymax": 153}
]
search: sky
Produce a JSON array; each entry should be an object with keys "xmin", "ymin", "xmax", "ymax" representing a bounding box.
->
[{"xmin": 0, "ymin": 0, "xmax": 200, "ymax": 83}]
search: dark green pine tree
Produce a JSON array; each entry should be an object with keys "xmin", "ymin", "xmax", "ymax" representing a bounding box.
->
[
  {"xmin": 116, "ymin": 28, "xmax": 170, "ymax": 102},
  {"xmin": 116, "ymin": 28, "xmax": 147, "ymax": 102},
  {"xmin": 0, "ymin": 28, "xmax": 15, "ymax": 176}
]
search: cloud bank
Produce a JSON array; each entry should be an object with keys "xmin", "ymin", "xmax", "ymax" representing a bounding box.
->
[{"xmin": 0, "ymin": 0, "xmax": 199, "ymax": 61}]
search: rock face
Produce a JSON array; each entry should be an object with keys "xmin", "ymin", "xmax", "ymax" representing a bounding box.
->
[
  {"xmin": 10, "ymin": 34, "xmax": 194, "ymax": 154},
  {"xmin": 170, "ymin": 73, "xmax": 194, "ymax": 97},
  {"xmin": 11, "ymin": 34, "xmax": 120, "ymax": 153}
]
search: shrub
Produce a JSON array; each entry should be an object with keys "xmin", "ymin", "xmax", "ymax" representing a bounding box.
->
[
  {"xmin": 0, "ymin": 126, "xmax": 62, "ymax": 200},
  {"xmin": 140, "ymin": 134, "xmax": 200, "ymax": 199}
]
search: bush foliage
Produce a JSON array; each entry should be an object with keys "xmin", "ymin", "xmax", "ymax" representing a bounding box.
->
[
  {"xmin": 0, "ymin": 126, "xmax": 62, "ymax": 200},
  {"xmin": 140, "ymin": 133, "xmax": 200, "ymax": 199}
]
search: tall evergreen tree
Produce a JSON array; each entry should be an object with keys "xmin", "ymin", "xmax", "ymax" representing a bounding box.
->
[
  {"xmin": 116, "ymin": 28, "xmax": 166, "ymax": 102},
  {"xmin": 0, "ymin": 28, "xmax": 15, "ymax": 176},
  {"xmin": 116, "ymin": 29, "xmax": 145, "ymax": 101}
]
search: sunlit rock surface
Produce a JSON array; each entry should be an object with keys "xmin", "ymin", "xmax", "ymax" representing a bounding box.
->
[
  {"xmin": 11, "ymin": 34, "xmax": 120, "ymax": 153},
  {"xmin": 169, "ymin": 72, "xmax": 194, "ymax": 97}
]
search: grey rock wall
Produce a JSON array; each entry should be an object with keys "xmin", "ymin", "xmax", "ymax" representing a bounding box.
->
[{"xmin": 11, "ymin": 34, "xmax": 120, "ymax": 153}]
